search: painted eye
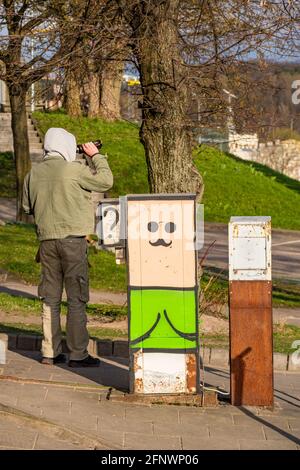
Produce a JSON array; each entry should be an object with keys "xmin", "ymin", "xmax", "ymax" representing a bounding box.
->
[
  {"xmin": 165, "ymin": 222, "xmax": 176, "ymax": 233},
  {"xmin": 147, "ymin": 221, "xmax": 159, "ymax": 232}
]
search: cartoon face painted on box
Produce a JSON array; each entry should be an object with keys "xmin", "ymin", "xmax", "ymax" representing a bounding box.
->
[
  {"xmin": 127, "ymin": 198, "xmax": 196, "ymax": 288},
  {"xmin": 147, "ymin": 220, "xmax": 175, "ymax": 247},
  {"xmin": 127, "ymin": 195, "xmax": 198, "ymax": 353}
]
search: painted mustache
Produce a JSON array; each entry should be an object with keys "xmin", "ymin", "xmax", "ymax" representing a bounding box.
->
[{"xmin": 149, "ymin": 239, "xmax": 172, "ymax": 247}]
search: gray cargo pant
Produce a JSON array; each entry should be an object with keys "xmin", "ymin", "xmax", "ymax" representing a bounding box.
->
[{"xmin": 38, "ymin": 238, "xmax": 89, "ymax": 361}]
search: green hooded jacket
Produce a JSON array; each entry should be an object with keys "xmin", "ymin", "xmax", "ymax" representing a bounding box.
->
[{"xmin": 22, "ymin": 127, "xmax": 113, "ymax": 241}]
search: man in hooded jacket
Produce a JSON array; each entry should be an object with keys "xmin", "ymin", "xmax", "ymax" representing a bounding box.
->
[{"xmin": 22, "ymin": 127, "xmax": 113, "ymax": 367}]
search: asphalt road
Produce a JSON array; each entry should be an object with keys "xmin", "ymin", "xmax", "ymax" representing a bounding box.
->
[{"xmin": 201, "ymin": 222, "xmax": 300, "ymax": 282}]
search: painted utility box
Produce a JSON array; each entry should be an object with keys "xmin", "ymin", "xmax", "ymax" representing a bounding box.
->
[
  {"xmin": 126, "ymin": 194, "xmax": 199, "ymax": 395},
  {"xmin": 229, "ymin": 216, "xmax": 273, "ymax": 406}
]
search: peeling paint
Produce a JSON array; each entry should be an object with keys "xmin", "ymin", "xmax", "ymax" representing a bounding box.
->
[
  {"xmin": 233, "ymin": 224, "xmax": 239, "ymax": 238},
  {"xmin": 133, "ymin": 350, "xmax": 144, "ymax": 393},
  {"xmin": 186, "ymin": 354, "xmax": 197, "ymax": 393},
  {"xmin": 135, "ymin": 378, "xmax": 144, "ymax": 393}
]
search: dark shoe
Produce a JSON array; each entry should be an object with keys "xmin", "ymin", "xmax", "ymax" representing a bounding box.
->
[
  {"xmin": 69, "ymin": 355, "xmax": 100, "ymax": 368},
  {"xmin": 41, "ymin": 354, "xmax": 66, "ymax": 365}
]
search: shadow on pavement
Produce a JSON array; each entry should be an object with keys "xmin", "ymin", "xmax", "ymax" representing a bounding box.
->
[
  {"xmin": 204, "ymin": 364, "xmax": 300, "ymax": 445},
  {"xmin": 239, "ymin": 406, "xmax": 300, "ymax": 445},
  {"xmin": 274, "ymin": 389, "xmax": 300, "ymax": 408},
  {"xmin": 7, "ymin": 349, "xmax": 129, "ymax": 392}
]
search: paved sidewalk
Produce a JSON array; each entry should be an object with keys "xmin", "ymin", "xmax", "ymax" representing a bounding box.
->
[{"xmin": 0, "ymin": 350, "xmax": 299, "ymax": 450}]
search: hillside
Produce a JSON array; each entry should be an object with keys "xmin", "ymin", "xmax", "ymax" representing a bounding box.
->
[
  {"xmin": 195, "ymin": 146, "xmax": 300, "ymax": 230},
  {"xmin": 1, "ymin": 110, "xmax": 300, "ymax": 230}
]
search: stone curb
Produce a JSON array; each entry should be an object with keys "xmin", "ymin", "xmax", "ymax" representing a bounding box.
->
[{"xmin": 0, "ymin": 332, "xmax": 299, "ymax": 371}]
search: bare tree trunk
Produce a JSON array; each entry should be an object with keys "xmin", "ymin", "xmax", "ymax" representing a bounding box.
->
[
  {"xmin": 99, "ymin": 62, "xmax": 123, "ymax": 121},
  {"xmin": 9, "ymin": 87, "xmax": 31, "ymax": 222},
  {"xmin": 88, "ymin": 70, "xmax": 100, "ymax": 118},
  {"xmin": 65, "ymin": 69, "xmax": 82, "ymax": 117},
  {"xmin": 131, "ymin": 0, "xmax": 204, "ymax": 199}
]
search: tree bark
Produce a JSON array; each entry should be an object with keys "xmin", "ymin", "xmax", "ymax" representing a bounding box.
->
[
  {"xmin": 99, "ymin": 62, "xmax": 123, "ymax": 121},
  {"xmin": 88, "ymin": 70, "xmax": 100, "ymax": 118},
  {"xmin": 65, "ymin": 69, "xmax": 82, "ymax": 117},
  {"xmin": 131, "ymin": 0, "xmax": 204, "ymax": 199},
  {"xmin": 9, "ymin": 86, "xmax": 31, "ymax": 222}
]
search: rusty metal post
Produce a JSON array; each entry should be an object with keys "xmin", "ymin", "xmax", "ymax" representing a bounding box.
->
[
  {"xmin": 126, "ymin": 194, "xmax": 199, "ymax": 395},
  {"xmin": 229, "ymin": 216, "xmax": 273, "ymax": 406}
]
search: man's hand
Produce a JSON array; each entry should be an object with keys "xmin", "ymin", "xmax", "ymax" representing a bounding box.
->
[{"xmin": 82, "ymin": 142, "xmax": 99, "ymax": 157}]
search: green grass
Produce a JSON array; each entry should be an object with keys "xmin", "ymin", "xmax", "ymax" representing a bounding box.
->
[
  {"xmin": 272, "ymin": 281, "xmax": 300, "ymax": 308},
  {"xmin": 32, "ymin": 111, "xmax": 148, "ymax": 197},
  {"xmin": 88, "ymin": 249, "xmax": 127, "ymax": 292},
  {"xmin": 0, "ymin": 322, "xmax": 127, "ymax": 339},
  {"xmin": 0, "ymin": 292, "xmax": 127, "ymax": 320},
  {"xmin": 200, "ymin": 272, "xmax": 300, "ymax": 309},
  {"xmin": 195, "ymin": 145, "xmax": 300, "ymax": 230},
  {"xmin": 0, "ymin": 223, "xmax": 40, "ymax": 284},
  {"xmin": 0, "ymin": 322, "xmax": 43, "ymax": 336},
  {"xmin": 199, "ymin": 324, "xmax": 300, "ymax": 354},
  {"xmin": 273, "ymin": 324, "xmax": 300, "ymax": 354},
  {"xmin": 0, "ymin": 152, "xmax": 16, "ymax": 198},
  {"xmin": 1, "ymin": 111, "xmax": 300, "ymax": 298},
  {"xmin": 0, "ymin": 223, "xmax": 127, "ymax": 291},
  {"xmin": 200, "ymin": 332, "xmax": 229, "ymax": 350},
  {"xmin": 1, "ymin": 223, "xmax": 299, "ymax": 305},
  {"xmin": 0, "ymin": 292, "xmax": 41, "ymax": 316},
  {"xmin": 32, "ymin": 110, "xmax": 300, "ymax": 230},
  {"xmin": 88, "ymin": 326, "xmax": 127, "ymax": 339},
  {"xmin": 2, "ymin": 111, "xmax": 300, "ymax": 229}
]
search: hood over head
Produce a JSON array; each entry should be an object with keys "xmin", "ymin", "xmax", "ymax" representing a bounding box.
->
[{"xmin": 43, "ymin": 127, "xmax": 77, "ymax": 162}]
